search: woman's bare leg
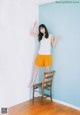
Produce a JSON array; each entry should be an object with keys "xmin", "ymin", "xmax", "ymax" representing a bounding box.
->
[
  {"xmin": 44, "ymin": 66, "xmax": 50, "ymax": 87},
  {"xmin": 45, "ymin": 66, "xmax": 50, "ymax": 73},
  {"xmin": 30, "ymin": 65, "xmax": 39, "ymax": 85}
]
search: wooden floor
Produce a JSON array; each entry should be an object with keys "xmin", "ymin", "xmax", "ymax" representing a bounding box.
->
[{"xmin": 8, "ymin": 98, "xmax": 80, "ymax": 115}]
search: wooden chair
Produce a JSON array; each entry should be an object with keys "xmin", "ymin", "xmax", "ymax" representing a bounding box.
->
[{"xmin": 32, "ymin": 70, "xmax": 55, "ymax": 104}]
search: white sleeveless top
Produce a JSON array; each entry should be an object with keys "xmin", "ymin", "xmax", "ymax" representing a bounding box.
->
[{"xmin": 38, "ymin": 34, "xmax": 53, "ymax": 55}]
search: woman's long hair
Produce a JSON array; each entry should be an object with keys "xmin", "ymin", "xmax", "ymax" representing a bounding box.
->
[{"xmin": 38, "ymin": 24, "xmax": 49, "ymax": 42}]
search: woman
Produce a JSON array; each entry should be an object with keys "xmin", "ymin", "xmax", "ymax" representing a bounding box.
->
[{"xmin": 30, "ymin": 22, "xmax": 59, "ymax": 86}]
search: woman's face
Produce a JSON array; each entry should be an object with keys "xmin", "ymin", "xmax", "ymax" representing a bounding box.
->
[{"xmin": 40, "ymin": 27, "xmax": 45, "ymax": 34}]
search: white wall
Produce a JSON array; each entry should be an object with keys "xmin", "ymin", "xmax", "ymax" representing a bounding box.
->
[{"xmin": 0, "ymin": 0, "xmax": 39, "ymax": 108}]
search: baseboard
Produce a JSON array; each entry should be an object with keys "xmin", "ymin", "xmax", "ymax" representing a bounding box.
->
[{"xmin": 52, "ymin": 98, "xmax": 80, "ymax": 111}]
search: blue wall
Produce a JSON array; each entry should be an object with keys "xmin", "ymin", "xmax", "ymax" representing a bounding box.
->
[{"xmin": 39, "ymin": 2, "xmax": 80, "ymax": 108}]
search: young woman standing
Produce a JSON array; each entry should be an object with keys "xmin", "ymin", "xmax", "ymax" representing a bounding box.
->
[{"xmin": 30, "ymin": 22, "xmax": 59, "ymax": 86}]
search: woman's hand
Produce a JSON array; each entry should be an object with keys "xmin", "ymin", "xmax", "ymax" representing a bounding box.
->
[
  {"xmin": 55, "ymin": 36, "xmax": 60, "ymax": 41},
  {"xmin": 33, "ymin": 21, "xmax": 37, "ymax": 26}
]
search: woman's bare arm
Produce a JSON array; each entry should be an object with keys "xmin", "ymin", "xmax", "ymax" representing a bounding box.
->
[
  {"xmin": 30, "ymin": 22, "xmax": 38, "ymax": 39},
  {"xmin": 51, "ymin": 36, "xmax": 60, "ymax": 47}
]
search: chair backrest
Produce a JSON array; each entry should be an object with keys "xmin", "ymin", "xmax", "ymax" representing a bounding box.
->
[{"xmin": 42, "ymin": 70, "xmax": 55, "ymax": 88}]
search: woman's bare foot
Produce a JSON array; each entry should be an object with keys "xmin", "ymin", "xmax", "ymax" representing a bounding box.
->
[{"xmin": 30, "ymin": 81, "xmax": 36, "ymax": 86}]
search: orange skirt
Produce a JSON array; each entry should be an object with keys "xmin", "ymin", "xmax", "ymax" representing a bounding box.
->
[{"xmin": 35, "ymin": 54, "xmax": 52, "ymax": 67}]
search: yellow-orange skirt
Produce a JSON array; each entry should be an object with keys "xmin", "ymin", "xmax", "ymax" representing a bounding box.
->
[{"xmin": 35, "ymin": 54, "xmax": 52, "ymax": 67}]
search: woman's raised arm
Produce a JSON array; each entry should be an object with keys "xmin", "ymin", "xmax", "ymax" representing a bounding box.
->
[
  {"xmin": 51, "ymin": 36, "xmax": 60, "ymax": 47},
  {"xmin": 30, "ymin": 22, "xmax": 38, "ymax": 39}
]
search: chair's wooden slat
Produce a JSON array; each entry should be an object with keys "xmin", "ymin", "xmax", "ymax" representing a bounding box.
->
[
  {"xmin": 44, "ymin": 75, "xmax": 53, "ymax": 79},
  {"xmin": 43, "ymin": 80, "xmax": 52, "ymax": 84},
  {"xmin": 44, "ymin": 70, "xmax": 55, "ymax": 75},
  {"xmin": 44, "ymin": 94, "xmax": 50, "ymax": 97}
]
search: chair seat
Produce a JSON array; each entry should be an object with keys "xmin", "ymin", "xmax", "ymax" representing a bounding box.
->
[
  {"xmin": 33, "ymin": 83, "xmax": 42, "ymax": 89},
  {"xmin": 33, "ymin": 82, "xmax": 51, "ymax": 90}
]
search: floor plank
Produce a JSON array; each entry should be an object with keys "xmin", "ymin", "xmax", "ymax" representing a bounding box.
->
[{"xmin": 7, "ymin": 98, "xmax": 80, "ymax": 115}]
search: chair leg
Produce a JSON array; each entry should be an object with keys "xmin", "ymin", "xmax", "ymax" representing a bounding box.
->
[
  {"xmin": 50, "ymin": 86, "xmax": 52, "ymax": 102},
  {"xmin": 32, "ymin": 87, "xmax": 34, "ymax": 103},
  {"xmin": 42, "ymin": 88, "xmax": 44, "ymax": 104}
]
